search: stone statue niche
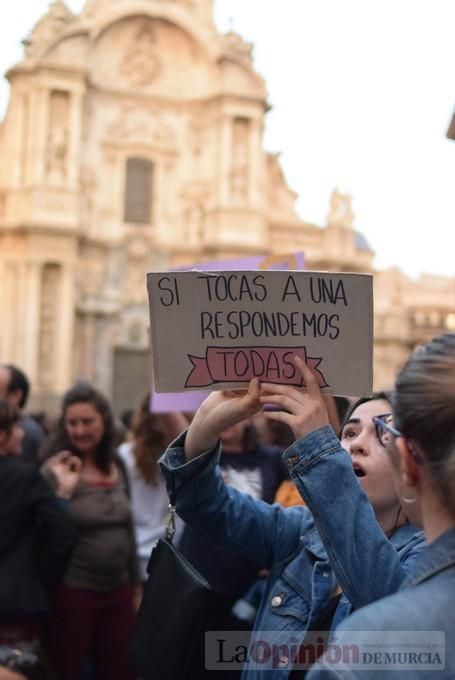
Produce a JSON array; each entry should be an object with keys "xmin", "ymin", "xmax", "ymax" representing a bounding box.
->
[
  {"xmin": 327, "ymin": 189, "xmax": 354, "ymax": 229},
  {"xmin": 230, "ymin": 117, "xmax": 250, "ymax": 203},
  {"xmin": 46, "ymin": 90, "xmax": 70, "ymax": 183}
]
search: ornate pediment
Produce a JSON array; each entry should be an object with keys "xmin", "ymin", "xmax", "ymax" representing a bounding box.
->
[
  {"xmin": 103, "ymin": 108, "xmax": 177, "ymax": 152},
  {"xmin": 23, "ymin": 1, "xmax": 75, "ymax": 59}
]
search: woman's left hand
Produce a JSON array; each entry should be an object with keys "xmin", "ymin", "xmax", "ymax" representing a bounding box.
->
[
  {"xmin": 185, "ymin": 378, "xmax": 262, "ymax": 460},
  {"xmin": 44, "ymin": 450, "xmax": 82, "ymax": 499},
  {"xmin": 260, "ymin": 356, "xmax": 329, "ymax": 440}
]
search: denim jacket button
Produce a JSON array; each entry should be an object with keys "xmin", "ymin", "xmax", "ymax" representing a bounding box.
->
[
  {"xmin": 286, "ymin": 455, "xmax": 299, "ymax": 467},
  {"xmin": 278, "ymin": 656, "xmax": 289, "ymax": 667},
  {"xmin": 271, "ymin": 595, "xmax": 283, "ymax": 607}
]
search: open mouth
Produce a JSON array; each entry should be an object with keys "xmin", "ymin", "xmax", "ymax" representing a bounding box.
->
[{"xmin": 353, "ymin": 464, "xmax": 366, "ymax": 478}]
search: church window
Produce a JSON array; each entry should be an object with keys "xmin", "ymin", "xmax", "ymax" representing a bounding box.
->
[{"xmin": 124, "ymin": 157, "xmax": 153, "ymax": 224}]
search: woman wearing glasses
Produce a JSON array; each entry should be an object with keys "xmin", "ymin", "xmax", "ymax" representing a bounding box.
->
[
  {"xmin": 159, "ymin": 357, "xmax": 425, "ymax": 679},
  {"xmin": 307, "ymin": 331, "xmax": 455, "ymax": 679}
]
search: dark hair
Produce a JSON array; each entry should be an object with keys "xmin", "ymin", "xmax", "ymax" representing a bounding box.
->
[
  {"xmin": 120, "ymin": 408, "xmax": 134, "ymax": 431},
  {"xmin": 241, "ymin": 423, "xmax": 260, "ymax": 453},
  {"xmin": 131, "ymin": 394, "xmax": 175, "ymax": 484},
  {"xmin": 340, "ymin": 390, "xmax": 393, "ymax": 431},
  {"xmin": 42, "ymin": 382, "xmax": 115, "ymax": 474},
  {"xmin": 263, "ymin": 420, "xmax": 295, "ymax": 449},
  {"xmin": 0, "ymin": 398, "xmax": 19, "ymax": 436},
  {"xmin": 4, "ymin": 364, "xmax": 30, "ymax": 409},
  {"xmin": 393, "ymin": 332, "xmax": 455, "ymax": 516},
  {"xmin": 334, "ymin": 396, "xmax": 352, "ymax": 427},
  {"xmin": 28, "ymin": 411, "xmax": 52, "ymax": 436}
]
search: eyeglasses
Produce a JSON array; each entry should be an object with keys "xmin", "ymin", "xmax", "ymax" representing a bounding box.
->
[
  {"xmin": 372, "ymin": 414, "xmax": 424, "ymax": 465},
  {"xmin": 372, "ymin": 414, "xmax": 401, "ymax": 448}
]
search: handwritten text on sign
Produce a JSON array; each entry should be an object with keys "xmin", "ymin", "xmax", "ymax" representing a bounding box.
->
[{"xmin": 147, "ymin": 271, "xmax": 373, "ymax": 396}]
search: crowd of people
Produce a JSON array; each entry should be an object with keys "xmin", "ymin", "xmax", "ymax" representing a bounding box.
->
[{"xmin": 0, "ymin": 331, "xmax": 454, "ymax": 679}]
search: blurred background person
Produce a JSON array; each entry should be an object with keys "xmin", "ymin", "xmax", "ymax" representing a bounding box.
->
[
  {"xmin": 0, "ymin": 365, "xmax": 44, "ymax": 465},
  {"xmin": 41, "ymin": 382, "xmax": 139, "ymax": 680},
  {"xmin": 0, "ymin": 399, "xmax": 76, "ymax": 653},
  {"xmin": 117, "ymin": 394, "xmax": 188, "ymax": 582}
]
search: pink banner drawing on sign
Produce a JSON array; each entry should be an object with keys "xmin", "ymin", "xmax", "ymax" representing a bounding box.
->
[{"xmin": 184, "ymin": 346, "xmax": 329, "ymax": 389}]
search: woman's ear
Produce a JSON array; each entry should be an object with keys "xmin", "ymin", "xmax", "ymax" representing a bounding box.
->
[{"xmin": 396, "ymin": 437, "xmax": 420, "ymax": 489}]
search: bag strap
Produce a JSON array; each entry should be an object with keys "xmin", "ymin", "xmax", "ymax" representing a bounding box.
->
[{"xmin": 166, "ymin": 477, "xmax": 177, "ymax": 543}]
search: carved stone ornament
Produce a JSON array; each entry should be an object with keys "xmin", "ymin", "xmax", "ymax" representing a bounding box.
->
[
  {"xmin": 23, "ymin": 1, "xmax": 75, "ymax": 59},
  {"xmin": 327, "ymin": 189, "xmax": 355, "ymax": 229},
  {"xmin": 120, "ymin": 24, "xmax": 162, "ymax": 88},
  {"xmin": 104, "ymin": 108, "xmax": 176, "ymax": 151},
  {"xmin": 188, "ymin": 112, "xmax": 211, "ymax": 155},
  {"xmin": 221, "ymin": 31, "xmax": 254, "ymax": 65}
]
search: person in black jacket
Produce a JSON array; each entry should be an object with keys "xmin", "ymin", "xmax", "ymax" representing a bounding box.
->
[
  {"xmin": 0, "ymin": 365, "xmax": 45, "ymax": 465},
  {"xmin": 0, "ymin": 399, "xmax": 78, "ymax": 646}
]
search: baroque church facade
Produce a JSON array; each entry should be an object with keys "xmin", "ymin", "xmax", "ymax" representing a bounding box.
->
[{"xmin": 0, "ymin": 0, "xmax": 454, "ymax": 412}]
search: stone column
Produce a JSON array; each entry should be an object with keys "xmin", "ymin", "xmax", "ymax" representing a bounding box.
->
[
  {"xmin": 1, "ymin": 263, "xmax": 16, "ymax": 360},
  {"xmin": 22, "ymin": 262, "xmax": 42, "ymax": 384},
  {"xmin": 0, "ymin": 258, "xmax": 5, "ymax": 360},
  {"xmin": 31, "ymin": 86, "xmax": 49, "ymax": 185},
  {"xmin": 54, "ymin": 265, "xmax": 75, "ymax": 392},
  {"xmin": 8, "ymin": 90, "xmax": 29, "ymax": 187},
  {"xmin": 249, "ymin": 117, "xmax": 263, "ymax": 208},
  {"xmin": 15, "ymin": 263, "xmax": 27, "ymax": 364},
  {"xmin": 219, "ymin": 115, "xmax": 231, "ymax": 205},
  {"xmin": 68, "ymin": 90, "xmax": 83, "ymax": 188}
]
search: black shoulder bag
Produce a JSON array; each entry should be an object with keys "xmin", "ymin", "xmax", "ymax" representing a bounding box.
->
[{"xmin": 128, "ymin": 480, "xmax": 211, "ymax": 680}]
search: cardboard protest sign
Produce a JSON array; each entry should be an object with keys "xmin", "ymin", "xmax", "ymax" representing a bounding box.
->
[
  {"xmin": 150, "ymin": 252, "xmax": 304, "ymax": 413},
  {"xmin": 147, "ymin": 270, "xmax": 373, "ymax": 396}
]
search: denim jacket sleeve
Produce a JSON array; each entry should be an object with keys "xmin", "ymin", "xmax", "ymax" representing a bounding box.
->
[
  {"xmin": 284, "ymin": 425, "xmax": 424, "ymax": 609},
  {"xmin": 158, "ymin": 431, "xmax": 308, "ymax": 569}
]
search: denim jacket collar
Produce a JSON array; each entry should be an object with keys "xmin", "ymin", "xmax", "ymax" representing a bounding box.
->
[
  {"xmin": 407, "ymin": 527, "xmax": 455, "ymax": 586},
  {"xmin": 389, "ymin": 521, "xmax": 423, "ymax": 550},
  {"xmin": 302, "ymin": 527, "xmax": 329, "ymax": 560}
]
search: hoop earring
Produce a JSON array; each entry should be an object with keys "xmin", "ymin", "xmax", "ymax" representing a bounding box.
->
[{"xmin": 399, "ymin": 487, "xmax": 418, "ymax": 504}]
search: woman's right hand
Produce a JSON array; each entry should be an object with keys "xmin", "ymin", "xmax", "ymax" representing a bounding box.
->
[
  {"xmin": 185, "ymin": 378, "xmax": 261, "ymax": 460},
  {"xmin": 260, "ymin": 356, "xmax": 329, "ymax": 440},
  {"xmin": 44, "ymin": 450, "xmax": 82, "ymax": 500}
]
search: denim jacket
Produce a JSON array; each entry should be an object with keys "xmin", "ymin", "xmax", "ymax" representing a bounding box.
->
[
  {"xmin": 307, "ymin": 528, "xmax": 455, "ymax": 680},
  {"xmin": 159, "ymin": 426, "xmax": 425, "ymax": 680}
]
